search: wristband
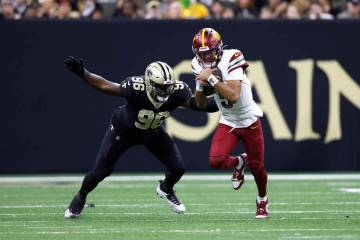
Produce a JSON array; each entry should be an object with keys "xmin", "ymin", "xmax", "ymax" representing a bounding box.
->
[
  {"xmin": 207, "ymin": 74, "xmax": 219, "ymax": 87},
  {"xmin": 196, "ymin": 80, "xmax": 204, "ymax": 92}
]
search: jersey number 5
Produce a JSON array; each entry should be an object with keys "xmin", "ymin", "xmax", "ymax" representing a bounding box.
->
[
  {"xmin": 135, "ymin": 109, "xmax": 170, "ymax": 130},
  {"xmin": 219, "ymin": 94, "xmax": 233, "ymax": 108}
]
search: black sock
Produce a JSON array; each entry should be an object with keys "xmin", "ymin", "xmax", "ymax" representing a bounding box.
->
[
  {"xmin": 78, "ymin": 173, "xmax": 100, "ymax": 198},
  {"xmin": 162, "ymin": 171, "xmax": 183, "ymax": 193}
]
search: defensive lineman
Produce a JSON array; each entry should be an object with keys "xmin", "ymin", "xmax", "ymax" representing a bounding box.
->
[
  {"xmin": 192, "ymin": 28, "xmax": 269, "ymax": 219},
  {"xmin": 63, "ymin": 57, "xmax": 217, "ymax": 218}
]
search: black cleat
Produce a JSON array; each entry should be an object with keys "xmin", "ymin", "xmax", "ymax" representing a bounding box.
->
[
  {"xmin": 156, "ymin": 180, "xmax": 186, "ymax": 214},
  {"xmin": 64, "ymin": 193, "xmax": 86, "ymax": 219}
]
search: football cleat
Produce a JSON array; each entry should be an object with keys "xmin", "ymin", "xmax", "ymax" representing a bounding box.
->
[
  {"xmin": 255, "ymin": 198, "xmax": 269, "ymax": 219},
  {"xmin": 64, "ymin": 193, "xmax": 86, "ymax": 219},
  {"xmin": 231, "ymin": 153, "xmax": 247, "ymax": 190},
  {"xmin": 156, "ymin": 180, "xmax": 186, "ymax": 214}
]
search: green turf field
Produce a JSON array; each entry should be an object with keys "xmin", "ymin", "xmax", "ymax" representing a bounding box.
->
[{"xmin": 0, "ymin": 174, "xmax": 360, "ymax": 240}]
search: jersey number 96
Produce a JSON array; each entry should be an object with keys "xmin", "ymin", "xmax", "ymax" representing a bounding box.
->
[{"xmin": 135, "ymin": 109, "xmax": 170, "ymax": 130}]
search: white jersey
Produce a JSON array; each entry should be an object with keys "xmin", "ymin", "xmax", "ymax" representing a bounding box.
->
[{"xmin": 192, "ymin": 49, "xmax": 263, "ymax": 128}]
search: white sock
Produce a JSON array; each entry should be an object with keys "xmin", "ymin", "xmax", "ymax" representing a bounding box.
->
[
  {"xmin": 257, "ymin": 196, "xmax": 268, "ymax": 203},
  {"xmin": 236, "ymin": 156, "xmax": 244, "ymax": 170}
]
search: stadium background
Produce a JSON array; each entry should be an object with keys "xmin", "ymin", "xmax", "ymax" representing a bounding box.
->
[{"xmin": 0, "ymin": 20, "xmax": 359, "ymax": 173}]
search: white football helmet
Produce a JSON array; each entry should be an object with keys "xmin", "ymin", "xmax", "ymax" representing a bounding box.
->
[{"xmin": 144, "ymin": 61, "xmax": 176, "ymax": 102}]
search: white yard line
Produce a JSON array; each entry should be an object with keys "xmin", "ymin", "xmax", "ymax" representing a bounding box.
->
[
  {"xmin": 0, "ymin": 210, "xmax": 359, "ymax": 216},
  {"xmin": 26, "ymin": 226, "xmax": 92, "ymax": 229},
  {"xmin": 0, "ymin": 228, "xmax": 359, "ymax": 235},
  {"xmin": 1, "ymin": 201, "xmax": 360, "ymax": 209},
  {"xmin": 0, "ymin": 217, "xmax": 352, "ymax": 228},
  {"xmin": 0, "ymin": 174, "xmax": 360, "ymax": 183},
  {"xmin": 0, "ymin": 217, "xmax": 347, "ymax": 226},
  {"xmin": 340, "ymin": 188, "xmax": 360, "ymax": 193},
  {"xmin": 281, "ymin": 236, "xmax": 355, "ymax": 239}
]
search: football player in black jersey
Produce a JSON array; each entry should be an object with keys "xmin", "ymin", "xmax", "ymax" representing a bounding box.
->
[{"xmin": 63, "ymin": 56, "xmax": 217, "ymax": 218}]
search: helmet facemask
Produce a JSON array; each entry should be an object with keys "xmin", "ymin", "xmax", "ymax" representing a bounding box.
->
[
  {"xmin": 195, "ymin": 47, "xmax": 222, "ymax": 68},
  {"xmin": 148, "ymin": 81, "xmax": 174, "ymax": 102}
]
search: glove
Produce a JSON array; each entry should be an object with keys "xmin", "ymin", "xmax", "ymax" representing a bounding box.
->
[{"xmin": 64, "ymin": 56, "xmax": 85, "ymax": 78}]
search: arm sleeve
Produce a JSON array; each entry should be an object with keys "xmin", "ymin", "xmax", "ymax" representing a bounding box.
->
[
  {"xmin": 119, "ymin": 77, "xmax": 134, "ymax": 99},
  {"xmin": 227, "ymin": 50, "xmax": 249, "ymax": 81},
  {"xmin": 227, "ymin": 67, "xmax": 246, "ymax": 81},
  {"xmin": 188, "ymin": 96, "xmax": 218, "ymax": 113},
  {"xmin": 191, "ymin": 58, "xmax": 201, "ymax": 77}
]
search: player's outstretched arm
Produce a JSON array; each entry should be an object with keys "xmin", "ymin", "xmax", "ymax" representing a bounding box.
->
[
  {"xmin": 183, "ymin": 96, "xmax": 218, "ymax": 113},
  {"xmin": 64, "ymin": 56, "xmax": 122, "ymax": 96}
]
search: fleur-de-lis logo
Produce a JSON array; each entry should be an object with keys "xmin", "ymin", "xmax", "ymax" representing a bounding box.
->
[{"xmin": 146, "ymin": 68, "xmax": 153, "ymax": 78}]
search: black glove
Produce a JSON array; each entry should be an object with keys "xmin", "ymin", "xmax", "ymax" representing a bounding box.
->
[{"xmin": 64, "ymin": 56, "xmax": 85, "ymax": 78}]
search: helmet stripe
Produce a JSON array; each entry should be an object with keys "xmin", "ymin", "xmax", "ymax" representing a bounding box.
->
[
  {"xmin": 164, "ymin": 64, "xmax": 172, "ymax": 82},
  {"xmin": 201, "ymin": 28, "xmax": 205, "ymax": 47},
  {"xmin": 157, "ymin": 61, "xmax": 170, "ymax": 83}
]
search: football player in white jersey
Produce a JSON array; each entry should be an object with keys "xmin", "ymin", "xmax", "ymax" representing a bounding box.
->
[{"xmin": 192, "ymin": 28, "xmax": 269, "ymax": 219}]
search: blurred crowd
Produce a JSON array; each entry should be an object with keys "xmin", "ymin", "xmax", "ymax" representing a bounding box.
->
[{"xmin": 0, "ymin": 0, "xmax": 359, "ymax": 20}]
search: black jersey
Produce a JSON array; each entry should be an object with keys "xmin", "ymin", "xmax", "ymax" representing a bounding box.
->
[{"xmin": 111, "ymin": 76, "xmax": 192, "ymax": 134}]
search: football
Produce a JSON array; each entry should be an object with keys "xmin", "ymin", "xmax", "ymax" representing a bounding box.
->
[
  {"xmin": 203, "ymin": 67, "xmax": 222, "ymax": 96},
  {"xmin": 203, "ymin": 84, "xmax": 216, "ymax": 96},
  {"xmin": 212, "ymin": 67, "xmax": 223, "ymax": 80}
]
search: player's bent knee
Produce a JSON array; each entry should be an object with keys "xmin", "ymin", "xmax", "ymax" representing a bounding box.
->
[
  {"xmin": 88, "ymin": 167, "xmax": 113, "ymax": 182},
  {"xmin": 209, "ymin": 155, "xmax": 226, "ymax": 169}
]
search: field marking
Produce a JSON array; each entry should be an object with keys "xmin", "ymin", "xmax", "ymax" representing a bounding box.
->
[
  {"xmin": 0, "ymin": 221, "xmax": 51, "ymax": 223},
  {"xmin": 0, "ymin": 217, "xmax": 349, "ymax": 227},
  {"xmin": 0, "ymin": 174, "xmax": 360, "ymax": 183},
  {"xmin": 1, "ymin": 201, "xmax": 360, "ymax": 209},
  {"xmin": 340, "ymin": 188, "xmax": 360, "ymax": 193},
  {"xmin": 1, "ymin": 228, "xmax": 360, "ymax": 235},
  {"xmin": 1, "ymin": 210, "xmax": 360, "ymax": 216},
  {"xmin": 26, "ymin": 226, "xmax": 92, "ymax": 229},
  {"xmin": 0, "ymin": 217, "xmax": 354, "ymax": 228},
  {"xmin": 281, "ymin": 236, "xmax": 355, "ymax": 239}
]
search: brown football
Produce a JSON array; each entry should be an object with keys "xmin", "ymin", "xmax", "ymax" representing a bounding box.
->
[{"xmin": 212, "ymin": 67, "xmax": 223, "ymax": 81}]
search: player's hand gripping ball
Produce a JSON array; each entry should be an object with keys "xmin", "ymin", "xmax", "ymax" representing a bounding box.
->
[{"xmin": 203, "ymin": 67, "xmax": 222, "ymax": 96}]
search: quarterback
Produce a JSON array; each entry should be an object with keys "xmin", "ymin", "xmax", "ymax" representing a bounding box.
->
[
  {"xmin": 63, "ymin": 57, "xmax": 217, "ymax": 218},
  {"xmin": 192, "ymin": 28, "xmax": 269, "ymax": 219}
]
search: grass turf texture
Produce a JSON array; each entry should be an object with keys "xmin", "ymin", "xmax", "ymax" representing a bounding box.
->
[{"xmin": 0, "ymin": 174, "xmax": 360, "ymax": 240}]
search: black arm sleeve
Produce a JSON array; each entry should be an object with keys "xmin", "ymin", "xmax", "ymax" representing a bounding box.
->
[{"xmin": 188, "ymin": 96, "xmax": 218, "ymax": 113}]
